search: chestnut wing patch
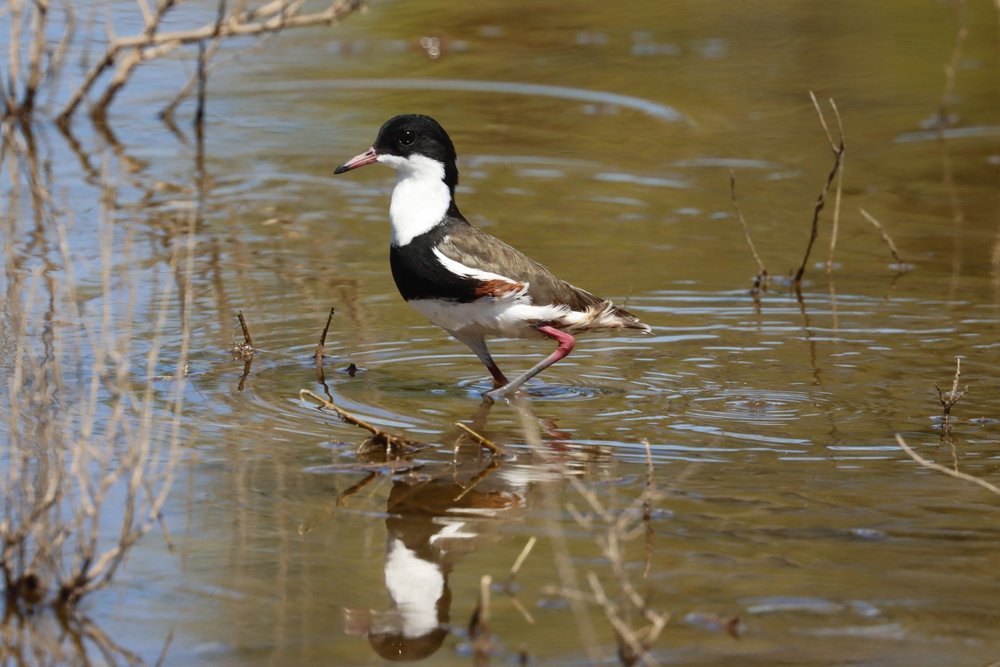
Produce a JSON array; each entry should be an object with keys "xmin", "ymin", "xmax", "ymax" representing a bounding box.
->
[{"xmin": 474, "ymin": 278, "xmax": 526, "ymax": 299}]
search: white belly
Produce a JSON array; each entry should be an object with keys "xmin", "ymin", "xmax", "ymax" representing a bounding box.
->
[{"xmin": 408, "ymin": 297, "xmax": 569, "ymax": 339}]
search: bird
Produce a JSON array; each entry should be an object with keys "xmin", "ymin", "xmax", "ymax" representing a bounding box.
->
[{"xmin": 334, "ymin": 114, "xmax": 650, "ymax": 399}]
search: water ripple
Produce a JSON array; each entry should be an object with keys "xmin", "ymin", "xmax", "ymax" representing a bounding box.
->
[{"xmin": 257, "ymin": 78, "xmax": 691, "ymax": 124}]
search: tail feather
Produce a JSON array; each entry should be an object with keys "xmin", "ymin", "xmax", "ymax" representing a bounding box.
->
[{"xmin": 558, "ymin": 301, "xmax": 650, "ymax": 333}]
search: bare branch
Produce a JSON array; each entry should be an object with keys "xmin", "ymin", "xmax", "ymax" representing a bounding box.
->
[
  {"xmin": 825, "ymin": 98, "xmax": 845, "ymax": 272},
  {"xmin": 58, "ymin": 0, "xmax": 364, "ymax": 123},
  {"xmin": 455, "ymin": 421, "xmax": 502, "ymax": 455},
  {"xmin": 299, "ymin": 389, "xmax": 421, "ymax": 455},
  {"xmin": 728, "ymin": 170, "xmax": 768, "ymax": 280},
  {"xmin": 314, "ymin": 306, "xmax": 336, "ymax": 364},
  {"xmin": 934, "ymin": 355, "xmax": 964, "ymax": 417},
  {"xmin": 859, "ymin": 208, "xmax": 904, "ymax": 265},
  {"xmin": 21, "ymin": 0, "xmax": 50, "ymax": 113},
  {"xmin": 895, "ymin": 434, "xmax": 1000, "ymax": 496},
  {"xmin": 235, "ymin": 309, "xmax": 255, "ymax": 355},
  {"xmin": 794, "ymin": 92, "xmax": 846, "ymax": 286}
]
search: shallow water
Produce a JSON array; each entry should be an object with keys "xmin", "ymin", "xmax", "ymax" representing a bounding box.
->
[{"xmin": 3, "ymin": 0, "xmax": 1000, "ymax": 665}]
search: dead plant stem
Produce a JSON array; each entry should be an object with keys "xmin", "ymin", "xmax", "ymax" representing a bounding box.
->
[
  {"xmin": 895, "ymin": 435, "xmax": 1000, "ymax": 496},
  {"xmin": 794, "ymin": 92, "xmax": 845, "ymax": 286},
  {"xmin": 454, "ymin": 422, "xmax": 501, "ymax": 455},
  {"xmin": 728, "ymin": 170, "xmax": 768, "ymax": 287},
  {"xmin": 859, "ymin": 208, "xmax": 904, "ymax": 265}
]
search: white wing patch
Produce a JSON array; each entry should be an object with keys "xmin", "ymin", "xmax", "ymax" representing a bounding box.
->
[{"xmin": 432, "ymin": 246, "xmax": 525, "ymax": 290}]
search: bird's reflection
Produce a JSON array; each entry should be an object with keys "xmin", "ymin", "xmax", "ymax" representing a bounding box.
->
[
  {"xmin": 343, "ymin": 400, "xmax": 520, "ymax": 661},
  {"xmin": 353, "ymin": 473, "xmax": 520, "ymax": 661},
  {"xmin": 340, "ymin": 395, "xmax": 595, "ymax": 661}
]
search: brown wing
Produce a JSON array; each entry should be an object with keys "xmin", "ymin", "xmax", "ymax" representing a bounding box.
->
[{"xmin": 436, "ymin": 225, "xmax": 606, "ymax": 310}]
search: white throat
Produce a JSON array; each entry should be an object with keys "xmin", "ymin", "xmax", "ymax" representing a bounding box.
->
[{"xmin": 380, "ymin": 154, "xmax": 451, "ymax": 247}]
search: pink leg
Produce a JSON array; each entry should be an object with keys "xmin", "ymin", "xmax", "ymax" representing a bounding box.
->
[{"xmin": 486, "ymin": 325, "xmax": 575, "ymax": 399}]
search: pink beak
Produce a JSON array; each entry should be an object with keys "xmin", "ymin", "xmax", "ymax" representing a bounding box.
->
[{"xmin": 335, "ymin": 147, "xmax": 378, "ymax": 174}]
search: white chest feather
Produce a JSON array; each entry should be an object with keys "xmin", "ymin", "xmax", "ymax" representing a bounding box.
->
[{"xmin": 381, "ymin": 154, "xmax": 451, "ymax": 247}]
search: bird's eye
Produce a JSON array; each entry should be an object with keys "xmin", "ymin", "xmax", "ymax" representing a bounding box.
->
[{"xmin": 399, "ymin": 129, "xmax": 416, "ymax": 146}]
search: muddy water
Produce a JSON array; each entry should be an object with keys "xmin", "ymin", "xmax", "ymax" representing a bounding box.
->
[{"xmin": 5, "ymin": 0, "xmax": 1000, "ymax": 665}]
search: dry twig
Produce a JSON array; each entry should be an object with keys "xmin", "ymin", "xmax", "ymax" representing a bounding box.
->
[
  {"xmin": 511, "ymin": 398, "xmax": 604, "ymax": 663},
  {"xmin": 729, "ymin": 170, "xmax": 768, "ymax": 304},
  {"xmin": 499, "ymin": 536, "xmax": 538, "ymax": 625},
  {"xmin": 793, "ymin": 92, "xmax": 845, "ymax": 287},
  {"xmin": 58, "ymin": 0, "xmax": 364, "ymax": 124},
  {"xmin": 821, "ymin": 97, "xmax": 846, "ymax": 273},
  {"xmin": 935, "ymin": 355, "xmax": 965, "ymax": 418},
  {"xmin": 299, "ymin": 389, "xmax": 421, "ymax": 455},
  {"xmin": 314, "ymin": 306, "xmax": 336, "ymax": 364},
  {"xmin": 895, "ymin": 434, "xmax": 1000, "ymax": 496},
  {"xmin": 455, "ymin": 421, "xmax": 502, "ymax": 455},
  {"xmin": 232, "ymin": 309, "xmax": 255, "ymax": 360},
  {"xmin": 563, "ymin": 470, "xmax": 668, "ymax": 666},
  {"xmin": 469, "ymin": 574, "xmax": 494, "ymax": 666},
  {"xmin": 587, "ymin": 572, "xmax": 666, "ymax": 667},
  {"xmin": 508, "ymin": 536, "xmax": 537, "ymax": 582},
  {"xmin": 859, "ymin": 208, "xmax": 904, "ymax": 266}
]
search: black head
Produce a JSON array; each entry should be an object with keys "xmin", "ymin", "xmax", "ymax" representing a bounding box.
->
[{"xmin": 335, "ymin": 114, "xmax": 459, "ymax": 191}]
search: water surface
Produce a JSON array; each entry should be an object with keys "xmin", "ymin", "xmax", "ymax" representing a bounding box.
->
[{"xmin": 3, "ymin": 0, "xmax": 1000, "ymax": 665}]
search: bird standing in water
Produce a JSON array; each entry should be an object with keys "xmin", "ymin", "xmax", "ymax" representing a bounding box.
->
[{"xmin": 335, "ymin": 114, "xmax": 649, "ymax": 399}]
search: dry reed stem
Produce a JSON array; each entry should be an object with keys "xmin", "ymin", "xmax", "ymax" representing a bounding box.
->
[
  {"xmin": 728, "ymin": 170, "xmax": 768, "ymax": 301},
  {"xmin": 938, "ymin": 6, "xmax": 969, "ymax": 126},
  {"xmin": 509, "ymin": 536, "xmax": 537, "ymax": 580},
  {"xmin": 314, "ymin": 306, "xmax": 336, "ymax": 364},
  {"xmin": 564, "ymin": 463, "xmax": 667, "ymax": 666},
  {"xmin": 934, "ymin": 355, "xmax": 964, "ymax": 417},
  {"xmin": 153, "ymin": 629, "xmax": 175, "ymax": 667},
  {"xmin": 237, "ymin": 310, "xmax": 254, "ymax": 347},
  {"xmin": 824, "ymin": 99, "xmax": 846, "ymax": 272},
  {"xmin": 469, "ymin": 574, "xmax": 494, "ymax": 665},
  {"xmin": 895, "ymin": 435, "xmax": 1000, "ymax": 496},
  {"xmin": 501, "ymin": 536, "xmax": 538, "ymax": 624},
  {"xmin": 194, "ymin": 39, "xmax": 208, "ymax": 132},
  {"xmin": 161, "ymin": 0, "xmax": 267, "ymax": 122},
  {"xmin": 642, "ymin": 439, "xmax": 654, "ymax": 522},
  {"xmin": 21, "ymin": 0, "xmax": 50, "ymax": 114},
  {"xmin": 455, "ymin": 421, "xmax": 502, "ymax": 455},
  {"xmin": 511, "ymin": 398, "xmax": 604, "ymax": 663},
  {"xmin": 63, "ymin": 209, "xmax": 196, "ymax": 602},
  {"xmin": 232, "ymin": 310, "xmax": 255, "ymax": 361},
  {"xmin": 586, "ymin": 572, "xmax": 665, "ymax": 667},
  {"xmin": 0, "ymin": 138, "xmax": 195, "ymax": 612},
  {"xmin": 859, "ymin": 208, "xmax": 904, "ymax": 265},
  {"xmin": 794, "ymin": 92, "xmax": 845, "ymax": 286}
]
